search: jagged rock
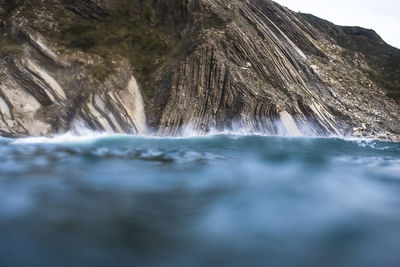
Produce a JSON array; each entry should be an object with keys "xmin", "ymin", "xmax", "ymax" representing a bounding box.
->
[{"xmin": 0, "ymin": 0, "xmax": 399, "ymax": 140}]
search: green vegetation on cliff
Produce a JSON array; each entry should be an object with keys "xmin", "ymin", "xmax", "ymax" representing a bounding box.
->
[
  {"xmin": 301, "ymin": 13, "xmax": 400, "ymax": 101},
  {"xmin": 0, "ymin": 0, "xmax": 23, "ymax": 57},
  {"xmin": 31, "ymin": 0, "xmax": 182, "ymax": 97}
]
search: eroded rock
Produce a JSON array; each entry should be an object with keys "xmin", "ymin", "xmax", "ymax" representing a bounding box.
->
[{"xmin": 0, "ymin": 0, "xmax": 398, "ymax": 141}]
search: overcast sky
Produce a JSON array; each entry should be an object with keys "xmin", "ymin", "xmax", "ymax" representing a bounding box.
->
[{"xmin": 274, "ymin": 0, "xmax": 400, "ymax": 48}]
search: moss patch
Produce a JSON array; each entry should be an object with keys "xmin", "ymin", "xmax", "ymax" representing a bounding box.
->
[
  {"xmin": 31, "ymin": 0, "xmax": 181, "ymax": 98},
  {"xmin": 204, "ymin": 14, "xmax": 228, "ymax": 30},
  {"xmin": 0, "ymin": 38, "xmax": 23, "ymax": 57},
  {"xmin": 87, "ymin": 62, "xmax": 115, "ymax": 83},
  {"xmin": 0, "ymin": 0, "xmax": 24, "ymax": 57}
]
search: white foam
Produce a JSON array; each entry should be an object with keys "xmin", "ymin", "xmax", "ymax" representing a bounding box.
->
[
  {"xmin": 11, "ymin": 132, "xmax": 107, "ymax": 144},
  {"xmin": 279, "ymin": 111, "xmax": 304, "ymax": 136},
  {"xmin": 7, "ymin": 120, "xmax": 392, "ymax": 145},
  {"xmin": 12, "ymin": 123, "xmax": 108, "ymax": 144}
]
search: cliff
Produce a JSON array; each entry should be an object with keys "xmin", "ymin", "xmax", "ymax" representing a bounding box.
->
[{"xmin": 0, "ymin": 0, "xmax": 399, "ymax": 140}]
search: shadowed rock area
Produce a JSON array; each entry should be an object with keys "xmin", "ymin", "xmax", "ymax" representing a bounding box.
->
[{"xmin": 0, "ymin": 0, "xmax": 399, "ymax": 140}]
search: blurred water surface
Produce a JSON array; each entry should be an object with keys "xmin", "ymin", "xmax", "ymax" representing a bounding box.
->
[{"xmin": 0, "ymin": 134, "xmax": 399, "ymax": 267}]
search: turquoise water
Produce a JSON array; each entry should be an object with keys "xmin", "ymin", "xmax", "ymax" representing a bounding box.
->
[{"xmin": 0, "ymin": 134, "xmax": 400, "ymax": 267}]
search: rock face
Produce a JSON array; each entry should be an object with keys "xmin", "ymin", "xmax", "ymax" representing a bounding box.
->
[{"xmin": 0, "ymin": 0, "xmax": 399, "ymax": 140}]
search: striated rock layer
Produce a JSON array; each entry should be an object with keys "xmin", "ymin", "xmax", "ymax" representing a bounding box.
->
[{"xmin": 0, "ymin": 0, "xmax": 399, "ymax": 140}]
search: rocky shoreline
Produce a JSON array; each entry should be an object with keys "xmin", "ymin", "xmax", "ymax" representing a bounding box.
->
[{"xmin": 0, "ymin": 0, "xmax": 399, "ymax": 141}]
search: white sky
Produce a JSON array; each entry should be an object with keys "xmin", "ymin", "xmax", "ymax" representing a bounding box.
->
[{"xmin": 274, "ymin": 0, "xmax": 400, "ymax": 48}]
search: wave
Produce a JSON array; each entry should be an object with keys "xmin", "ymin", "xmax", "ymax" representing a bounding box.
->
[
  {"xmin": 0, "ymin": 121, "xmax": 398, "ymax": 153},
  {"xmin": 8, "ymin": 130, "xmax": 392, "ymax": 146},
  {"xmin": 4, "ymin": 130, "xmax": 397, "ymax": 164},
  {"xmin": 11, "ymin": 131, "xmax": 109, "ymax": 145}
]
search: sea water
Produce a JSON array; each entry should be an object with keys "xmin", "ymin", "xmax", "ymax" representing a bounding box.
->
[{"xmin": 0, "ymin": 133, "xmax": 399, "ymax": 267}]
